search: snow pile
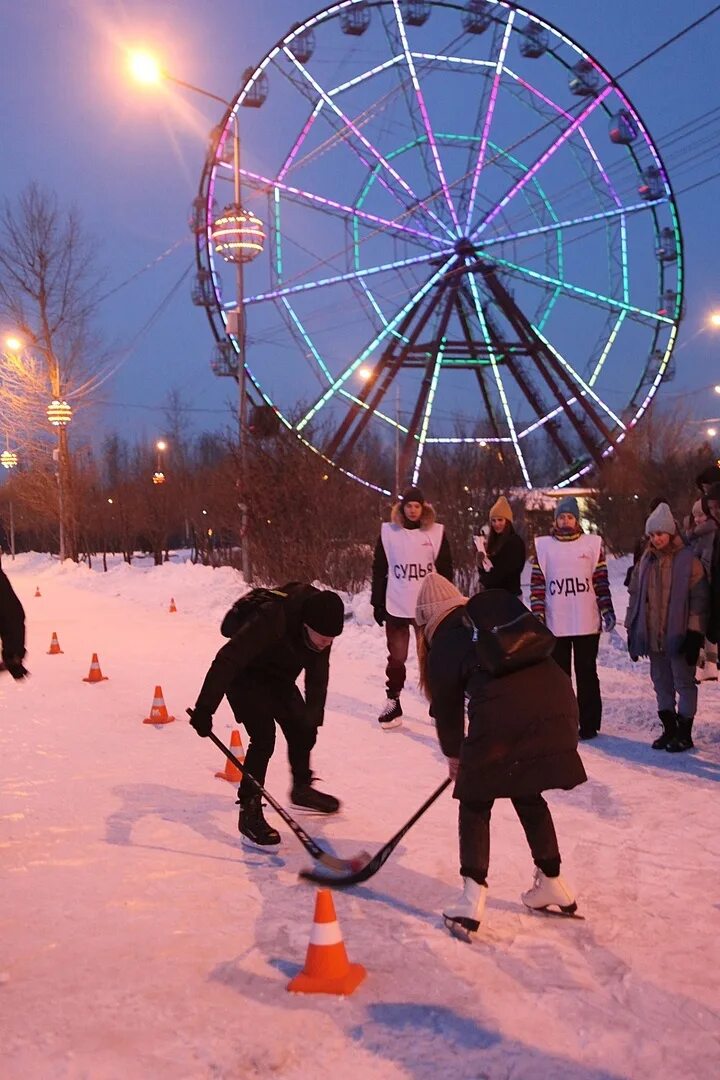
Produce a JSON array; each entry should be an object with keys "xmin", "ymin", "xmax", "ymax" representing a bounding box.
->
[{"xmin": 1, "ymin": 552, "xmax": 719, "ymax": 1079}]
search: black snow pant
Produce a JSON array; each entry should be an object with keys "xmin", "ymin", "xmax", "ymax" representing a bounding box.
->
[
  {"xmin": 458, "ymin": 794, "xmax": 561, "ymax": 885},
  {"xmin": 552, "ymin": 633, "xmax": 601, "ymax": 737},
  {"xmin": 225, "ymin": 675, "xmax": 318, "ymax": 801}
]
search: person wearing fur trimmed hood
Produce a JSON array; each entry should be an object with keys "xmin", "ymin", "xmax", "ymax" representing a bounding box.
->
[
  {"xmin": 371, "ymin": 485, "xmax": 453, "ymax": 730},
  {"xmin": 473, "ymin": 495, "xmax": 526, "ymax": 596},
  {"xmin": 626, "ymin": 502, "xmax": 709, "ymax": 752},
  {"xmin": 530, "ymin": 496, "xmax": 615, "ymax": 741},
  {"xmin": 415, "ymin": 574, "xmax": 585, "ymax": 937}
]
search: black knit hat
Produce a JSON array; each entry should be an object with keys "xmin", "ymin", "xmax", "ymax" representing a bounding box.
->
[
  {"xmin": 401, "ymin": 485, "xmax": 425, "ymax": 505},
  {"xmin": 302, "ymin": 591, "xmax": 345, "ymax": 636}
]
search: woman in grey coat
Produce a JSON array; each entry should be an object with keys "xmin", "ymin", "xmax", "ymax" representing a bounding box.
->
[{"xmin": 626, "ymin": 502, "xmax": 709, "ymax": 752}]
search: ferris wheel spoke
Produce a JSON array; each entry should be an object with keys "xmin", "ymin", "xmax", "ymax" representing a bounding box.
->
[
  {"xmin": 472, "ymin": 86, "xmax": 613, "ymax": 241},
  {"xmin": 235, "ymin": 166, "xmax": 439, "ymax": 247},
  {"xmin": 464, "ymin": 11, "xmax": 516, "ymax": 234},
  {"xmin": 466, "ymin": 273, "xmax": 532, "ymax": 489},
  {"xmin": 327, "ymin": 278, "xmax": 449, "ymax": 463},
  {"xmin": 240, "ymin": 247, "xmax": 453, "ymax": 306},
  {"xmin": 476, "ymin": 264, "xmax": 619, "ymax": 461},
  {"xmin": 530, "ymin": 324, "xmax": 625, "ymax": 430},
  {"xmin": 281, "ymin": 46, "xmax": 455, "ymax": 241},
  {"xmin": 478, "ymin": 198, "xmax": 665, "ymax": 250},
  {"xmin": 296, "ymin": 254, "xmax": 456, "ymax": 433},
  {"xmin": 486, "ymin": 254, "xmax": 674, "ymax": 325},
  {"xmin": 389, "ymin": 0, "xmax": 460, "ymax": 233}
]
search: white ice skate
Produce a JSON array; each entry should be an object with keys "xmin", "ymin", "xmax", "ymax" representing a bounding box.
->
[
  {"xmin": 521, "ymin": 868, "xmax": 579, "ymax": 917},
  {"xmin": 442, "ymin": 877, "xmax": 487, "ymax": 942}
]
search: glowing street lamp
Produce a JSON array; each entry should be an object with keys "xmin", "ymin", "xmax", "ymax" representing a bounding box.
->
[
  {"xmin": 710, "ymin": 312, "xmax": 720, "ymax": 328},
  {"xmin": 4, "ymin": 335, "xmax": 23, "ymax": 353},
  {"xmin": 127, "ymin": 50, "xmax": 163, "ymax": 85},
  {"xmin": 707, "ymin": 427, "xmax": 717, "ymax": 437}
]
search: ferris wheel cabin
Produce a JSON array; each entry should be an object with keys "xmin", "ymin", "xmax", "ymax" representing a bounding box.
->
[
  {"xmin": 462, "ymin": 1, "xmax": 493, "ymax": 34},
  {"xmin": 340, "ymin": 2, "xmax": 371, "ymax": 36}
]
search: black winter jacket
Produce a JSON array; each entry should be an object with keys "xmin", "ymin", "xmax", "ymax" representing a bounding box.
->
[
  {"xmin": 194, "ymin": 583, "xmax": 331, "ymax": 725},
  {"xmin": 478, "ymin": 526, "xmax": 526, "ymax": 596},
  {"xmin": 0, "ymin": 569, "xmax": 26, "ymax": 665},
  {"xmin": 426, "ymin": 593, "xmax": 585, "ymax": 803}
]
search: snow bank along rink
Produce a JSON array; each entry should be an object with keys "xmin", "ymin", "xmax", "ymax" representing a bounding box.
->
[{"xmin": 1, "ymin": 553, "xmax": 719, "ymax": 1080}]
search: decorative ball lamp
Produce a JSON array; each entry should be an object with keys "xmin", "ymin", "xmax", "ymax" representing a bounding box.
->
[
  {"xmin": 211, "ymin": 204, "xmax": 265, "ymax": 264},
  {"xmin": 152, "ymin": 471, "xmax": 166, "ymax": 485},
  {"xmin": 47, "ymin": 400, "xmax": 72, "ymax": 427},
  {"xmin": 1, "ymin": 449, "xmax": 18, "ymax": 469}
]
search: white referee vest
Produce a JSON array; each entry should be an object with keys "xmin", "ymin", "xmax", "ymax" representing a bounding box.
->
[
  {"xmin": 381, "ymin": 522, "xmax": 445, "ymax": 618},
  {"xmin": 535, "ymin": 534, "xmax": 602, "ymax": 637}
]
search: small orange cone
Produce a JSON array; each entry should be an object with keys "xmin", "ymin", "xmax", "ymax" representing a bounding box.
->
[
  {"xmin": 47, "ymin": 632, "xmax": 64, "ymax": 655},
  {"xmin": 169, "ymin": 597, "xmax": 177, "ymax": 613},
  {"xmin": 34, "ymin": 586, "xmax": 41, "ymax": 598},
  {"xmin": 82, "ymin": 653, "xmax": 108, "ymax": 683},
  {"xmin": 287, "ymin": 889, "xmax": 366, "ymax": 996},
  {"xmin": 143, "ymin": 685, "xmax": 176, "ymax": 725},
  {"xmin": 215, "ymin": 728, "xmax": 244, "ymax": 781}
]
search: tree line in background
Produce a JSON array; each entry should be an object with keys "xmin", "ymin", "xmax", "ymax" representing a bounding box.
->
[{"xmin": 1, "ymin": 183, "xmax": 713, "ymax": 591}]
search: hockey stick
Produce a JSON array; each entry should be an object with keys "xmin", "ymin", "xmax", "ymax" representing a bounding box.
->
[
  {"xmin": 299, "ymin": 776, "xmax": 452, "ymax": 887},
  {"xmin": 189, "ymin": 714, "xmax": 360, "ymax": 872}
]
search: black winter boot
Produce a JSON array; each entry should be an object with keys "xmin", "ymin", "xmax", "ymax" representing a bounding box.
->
[
  {"xmin": 666, "ymin": 716, "xmax": 694, "ymax": 753},
  {"xmin": 237, "ymin": 795, "xmax": 281, "ymax": 847},
  {"xmin": 652, "ymin": 710, "xmax": 677, "ymax": 750},
  {"xmin": 290, "ymin": 777, "xmax": 340, "ymax": 814}
]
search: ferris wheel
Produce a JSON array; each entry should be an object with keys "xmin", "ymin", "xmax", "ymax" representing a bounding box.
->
[{"xmin": 192, "ymin": 0, "xmax": 682, "ymax": 493}]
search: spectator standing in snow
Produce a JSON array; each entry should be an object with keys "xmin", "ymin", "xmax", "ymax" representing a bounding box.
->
[
  {"xmin": 370, "ymin": 485, "xmax": 453, "ymax": 731},
  {"xmin": 473, "ymin": 495, "xmax": 526, "ymax": 597},
  {"xmin": 626, "ymin": 503, "xmax": 709, "ymax": 752},
  {"xmin": 415, "ymin": 573, "xmax": 585, "ymax": 937},
  {"xmin": 686, "ymin": 497, "xmax": 718, "ymax": 681},
  {"xmin": 0, "ymin": 566, "xmax": 27, "ymax": 682},
  {"xmin": 530, "ymin": 496, "xmax": 615, "ymax": 740},
  {"xmin": 188, "ymin": 583, "xmax": 345, "ymax": 846}
]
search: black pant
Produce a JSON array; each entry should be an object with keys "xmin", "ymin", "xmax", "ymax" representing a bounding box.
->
[
  {"xmin": 552, "ymin": 633, "xmax": 601, "ymax": 736},
  {"xmin": 225, "ymin": 676, "xmax": 318, "ymax": 799},
  {"xmin": 459, "ymin": 794, "xmax": 561, "ymax": 884}
]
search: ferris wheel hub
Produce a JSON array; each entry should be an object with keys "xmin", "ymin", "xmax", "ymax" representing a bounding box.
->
[{"xmin": 454, "ymin": 237, "xmax": 477, "ymax": 258}]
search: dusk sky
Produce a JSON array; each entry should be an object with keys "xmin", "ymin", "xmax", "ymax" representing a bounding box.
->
[{"xmin": 2, "ymin": 0, "xmax": 719, "ymax": 477}]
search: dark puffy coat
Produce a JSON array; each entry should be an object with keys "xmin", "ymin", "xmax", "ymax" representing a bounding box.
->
[
  {"xmin": 0, "ymin": 569, "xmax": 26, "ymax": 665},
  {"xmin": 194, "ymin": 583, "xmax": 331, "ymax": 725},
  {"xmin": 371, "ymin": 500, "xmax": 453, "ymax": 612},
  {"xmin": 426, "ymin": 592, "xmax": 585, "ymax": 803},
  {"xmin": 479, "ymin": 526, "xmax": 526, "ymax": 596}
]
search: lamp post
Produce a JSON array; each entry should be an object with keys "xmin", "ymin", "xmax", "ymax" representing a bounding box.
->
[
  {"xmin": 1, "ymin": 445, "xmax": 18, "ymax": 559},
  {"xmin": 129, "ymin": 50, "xmax": 263, "ymax": 582},
  {"xmin": 153, "ymin": 438, "xmax": 167, "ymax": 485}
]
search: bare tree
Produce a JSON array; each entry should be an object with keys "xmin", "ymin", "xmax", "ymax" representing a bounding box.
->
[{"xmin": 0, "ymin": 183, "xmax": 105, "ymax": 560}]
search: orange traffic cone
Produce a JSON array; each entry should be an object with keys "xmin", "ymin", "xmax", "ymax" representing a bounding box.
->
[
  {"xmin": 47, "ymin": 632, "xmax": 64, "ymax": 655},
  {"xmin": 215, "ymin": 728, "xmax": 244, "ymax": 781},
  {"xmin": 34, "ymin": 586, "xmax": 41, "ymax": 598},
  {"xmin": 169, "ymin": 597, "xmax": 177, "ymax": 613},
  {"xmin": 82, "ymin": 653, "xmax": 108, "ymax": 683},
  {"xmin": 287, "ymin": 889, "xmax": 366, "ymax": 996},
  {"xmin": 143, "ymin": 685, "xmax": 176, "ymax": 725}
]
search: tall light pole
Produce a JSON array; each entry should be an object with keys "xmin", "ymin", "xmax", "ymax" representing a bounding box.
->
[{"xmin": 128, "ymin": 49, "xmax": 263, "ymax": 581}]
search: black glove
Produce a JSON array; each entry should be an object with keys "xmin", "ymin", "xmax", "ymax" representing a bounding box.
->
[
  {"xmin": 1, "ymin": 657, "xmax": 29, "ymax": 680},
  {"xmin": 682, "ymin": 630, "xmax": 704, "ymax": 667},
  {"xmin": 188, "ymin": 706, "xmax": 213, "ymax": 738},
  {"xmin": 373, "ymin": 606, "xmax": 386, "ymax": 627}
]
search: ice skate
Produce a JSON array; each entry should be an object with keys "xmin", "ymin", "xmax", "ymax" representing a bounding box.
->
[
  {"xmin": 442, "ymin": 877, "xmax": 487, "ymax": 942},
  {"xmin": 237, "ymin": 796, "xmax": 281, "ymax": 848},
  {"xmin": 378, "ymin": 695, "xmax": 403, "ymax": 730},
  {"xmin": 521, "ymin": 868, "xmax": 580, "ymax": 917},
  {"xmin": 290, "ymin": 778, "xmax": 340, "ymax": 814}
]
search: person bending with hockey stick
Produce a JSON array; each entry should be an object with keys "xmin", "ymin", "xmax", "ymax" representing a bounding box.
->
[
  {"xmin": 189, "ymin": 584, "xmax": 345, "ymax": 848},
  {"xmin": 415, "ymin": 574, "xmax": 586, "ymax": 940}
]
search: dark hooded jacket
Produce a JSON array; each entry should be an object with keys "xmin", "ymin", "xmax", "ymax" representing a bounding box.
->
[
  {"xmin": 426, "ymin": 590, "xmax": 585, "ymax": 803},
  {"xmin": 478, "ymin": 524, "xmax": 526, "ymax": 596},
  {"xmin": 0, "ymin": 569, "xmax": 26, "ymax": 667},
  {"xmin": 194, "ymin": 583, "xmax": 332, "ymax": 725},
  {"xmin": 371, "ymin": 499, "xmax": 453, "ymax": 614}
]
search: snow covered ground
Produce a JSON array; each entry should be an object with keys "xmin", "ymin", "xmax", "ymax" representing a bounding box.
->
[{"xmin": 1, "ymin": 552, "xmax": 719, "ymax": 1079}]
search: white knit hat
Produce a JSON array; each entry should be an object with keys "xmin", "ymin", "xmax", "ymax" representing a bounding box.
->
[
  {"xmin": 415, "ymin": 573, "xmax": 467, "ymax": 641},
  {"xmin": 645, "ymin": 502, "xmax": 676, "ymax": 535}
]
